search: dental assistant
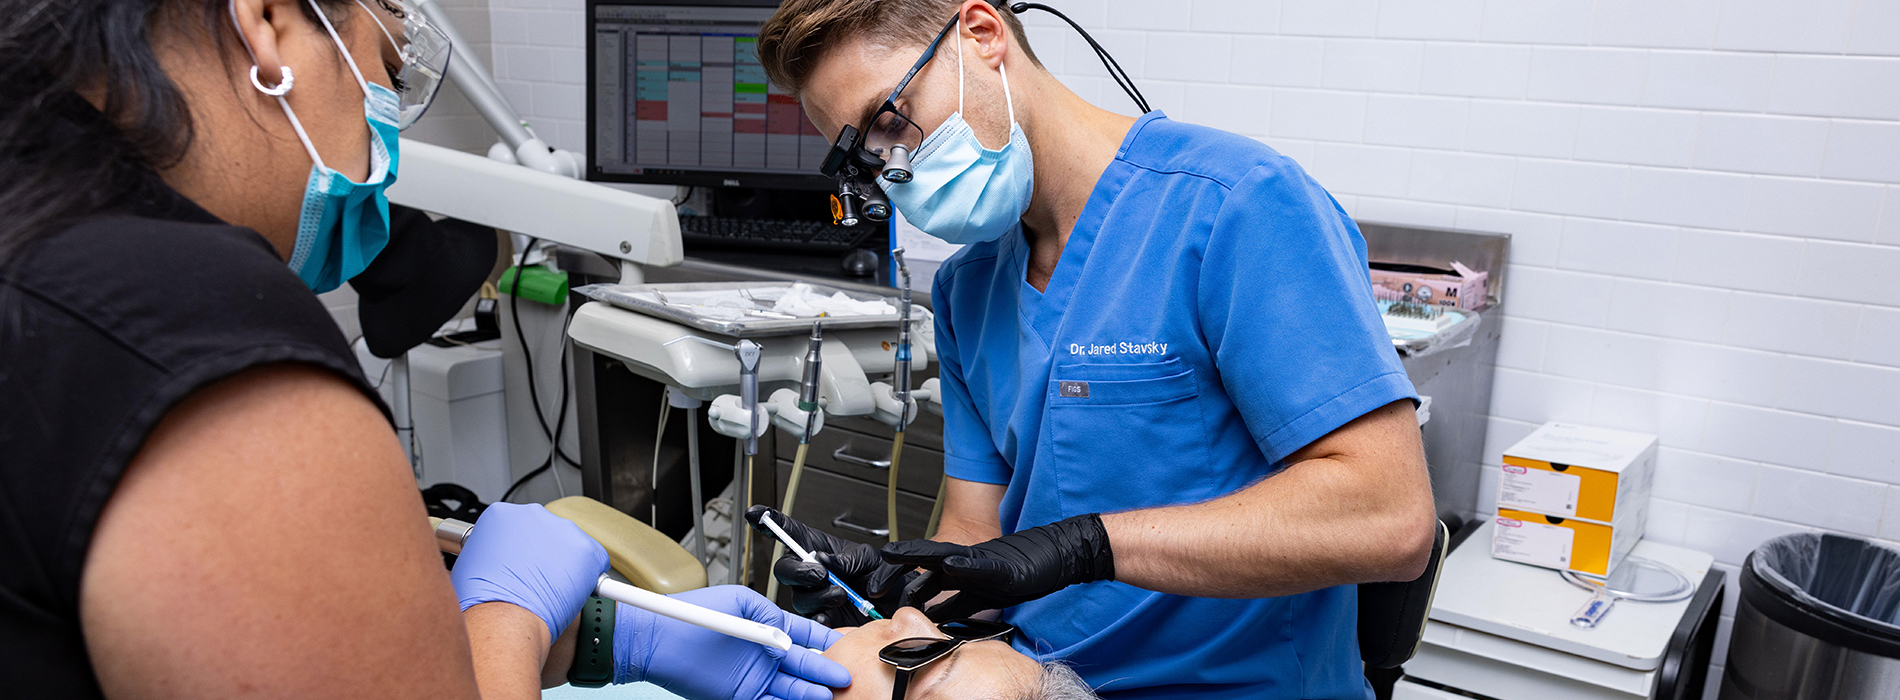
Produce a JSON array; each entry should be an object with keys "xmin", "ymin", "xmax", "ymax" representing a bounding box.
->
[
  {"xmin": 0, "ymin": 1, "xmax": 847, "ymax": 698},
  {"xmin": 757, "ymin": 1, "xmax": 1437, "ymax": 698}
]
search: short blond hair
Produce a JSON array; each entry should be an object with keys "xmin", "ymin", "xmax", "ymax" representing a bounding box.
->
[{"xmin": 757, "ymin": 0, "xmax": 1042, "ymax": 95}]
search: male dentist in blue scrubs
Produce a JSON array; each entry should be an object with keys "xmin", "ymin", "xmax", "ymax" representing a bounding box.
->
[{"xmin": 755, "ymin": 1, "xmax": 1439, "ymax": 698}]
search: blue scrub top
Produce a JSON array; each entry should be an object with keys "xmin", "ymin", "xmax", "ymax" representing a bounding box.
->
[{"xmin": 930, "ymin": 113, "xmax": 1417, "ymax": 700}]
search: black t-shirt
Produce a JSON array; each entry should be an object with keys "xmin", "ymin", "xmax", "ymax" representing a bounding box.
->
[{"xmin": 0, "ymin": 184, "xmax": 384, "ymax": 697}]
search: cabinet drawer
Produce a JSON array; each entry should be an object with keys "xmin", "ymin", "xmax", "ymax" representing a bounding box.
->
[
  {"xmin": 775, "ymin": 461, "xmax": 935, "ymax": 546},
  {"xmin": 824, "ymin": 410, "xmax": 945, "ymax": 452},
  {"xmin": 776, "ymin": 426, "xmax": 945, "ymax": 498}
]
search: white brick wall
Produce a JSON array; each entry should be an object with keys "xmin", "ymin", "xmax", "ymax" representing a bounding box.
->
[
  {"xmin": 1014, "ymin": 1, "xmax": 1900, "ymax": 692},
  {"xmin": 449, "ymin": 0, "xmax": 1900, "ymax": 693},
  {"xmin": 478, "ymin": 0, "xmax": 590, "ymax": 153},
  {"xmin": 402, "ymin": 0, "xmax": 502, "ymax": 152}
]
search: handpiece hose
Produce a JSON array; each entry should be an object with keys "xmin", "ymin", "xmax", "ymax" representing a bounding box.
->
[
  {"xmin": 768, "ymin": 324, "xmax": 824, "ymax": 602},
  {"xmin": 887, "ymin": 249, "xmax": 914, "ymax": 544}
]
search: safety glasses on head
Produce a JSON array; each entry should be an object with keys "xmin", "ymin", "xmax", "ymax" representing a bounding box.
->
[
  {"xmin": 878, "ymin": 618, "xmax": 1016, "ymax": 700},
  {"xmin": 352, "ymin": 0, "xmax": 451, "ymax": 130}
]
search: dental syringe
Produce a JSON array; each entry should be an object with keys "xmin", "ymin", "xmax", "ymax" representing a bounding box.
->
[{"xmin": 755, "ymin": 512, "xmax": 884, "ymax": 621}]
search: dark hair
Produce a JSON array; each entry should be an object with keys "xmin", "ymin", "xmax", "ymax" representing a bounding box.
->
[
  {"xmin": 757, "ymin": 0, "xmax": 1041, "ymax": 96},
  {"xmin": 0, "ymin": 0, "xmax": 353, "ymax": 264}
]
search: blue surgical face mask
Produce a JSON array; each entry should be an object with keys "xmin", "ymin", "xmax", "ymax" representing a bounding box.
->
[
  {"xmin": 879, "ymin": 21, "xmax": 1034, "ymax": 246},
  {"xmin": 234, "ymin": 0, "xmax": 401, "ymax": 293}
]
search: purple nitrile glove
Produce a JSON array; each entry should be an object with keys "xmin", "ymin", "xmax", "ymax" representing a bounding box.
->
[
  {"xmin": 450, "ymin": 502, "xmax": 609, "ymax": 641},
  {"xmin": 615, "ymin": 584, "xmax": 851, "ymax": 700}
]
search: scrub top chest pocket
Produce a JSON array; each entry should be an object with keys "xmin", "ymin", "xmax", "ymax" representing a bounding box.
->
[{"xmin": 1044, "ymin": 358, "xmax": 1212, "ymax": 517}]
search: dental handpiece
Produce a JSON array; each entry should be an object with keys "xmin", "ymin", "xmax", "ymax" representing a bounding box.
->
[
  {"xmin": 755, "ymin": 513, "xmax": 884, "ymax": 621},
  {"xmin": 798, "ymin": 322, "xmax": 823, "ymax": 443},
  {"xmin": 735, "ymin": 339, "xmax": 763, "ymax": 456},
  {"xmin": 430, "ymin": 518, "xmax": 794, "ymax": 650},
  {"xmin": 892, "ymin": 248, "xmax": 913, "ymax": 425}
]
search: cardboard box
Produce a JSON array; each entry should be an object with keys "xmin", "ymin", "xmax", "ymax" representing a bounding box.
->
[
  {"xmin": 1370, "ymin": 260, "xmax": 1489, "ymax": 311},
  {"xmin": 1499, "ymin": 423, "xmax": 1656, "ymax": 523},
  {"xmin": 1494, "ymin": 422, "xmax": 1657, "ymax": 576},
  {"xmin": 1492, "ymin": 509, "xmax": 1644, "ymax": 577}
]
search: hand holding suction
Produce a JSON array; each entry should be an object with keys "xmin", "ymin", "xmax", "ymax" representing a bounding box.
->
[
  {"xmin": 449, "ymin": 502, "xmax": 609, "ymax": 641},
  {"xmin": 435, "ymin": 513, "xmax": 806, "ymax": 654},
  {"xmin": 612, "ymin": 584, "xmax": 850, "ymax": 700}
]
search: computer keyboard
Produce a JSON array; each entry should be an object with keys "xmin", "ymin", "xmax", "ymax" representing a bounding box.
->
[{"xmin": 678, "ymin": 216, "xmax": 878, "ymax": 253}]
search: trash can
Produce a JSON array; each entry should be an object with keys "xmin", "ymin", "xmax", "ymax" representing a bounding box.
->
[{"xmin": 1719, "ymin": 533, "xmax": 1900, "ymax": 699}]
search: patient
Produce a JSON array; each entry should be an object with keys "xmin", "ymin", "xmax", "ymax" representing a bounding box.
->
[{"xmin": 823, "ymin": 607, "xmax": 1097, "ymax": 700}]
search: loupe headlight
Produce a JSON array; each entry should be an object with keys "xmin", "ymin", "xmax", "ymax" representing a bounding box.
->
[{"xmin": 823, "ymin": 124, "xmax": 893, "ymax": 226}]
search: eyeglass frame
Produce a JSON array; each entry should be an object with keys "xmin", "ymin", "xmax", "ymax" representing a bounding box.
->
[
  {"xmin": 353, "ymin": 0, "xmax": 452, "ymax": 130},
  {"xmin": 878, "ymin": 618, "xmax": 1018, "ymax": 700},
  {"xmin": 818, "ymin": 13, "xmax": 960, "ymax": 178}
]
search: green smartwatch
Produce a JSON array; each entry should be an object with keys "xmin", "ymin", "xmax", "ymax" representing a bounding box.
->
[{"xmin": 566, "ymin": 596, "xmax": 615, "ymax": 688}]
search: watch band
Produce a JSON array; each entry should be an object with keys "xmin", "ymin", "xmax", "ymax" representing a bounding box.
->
[{"xmin": 566, "ymin": 596, "xmax": 615, "ymax": 688}]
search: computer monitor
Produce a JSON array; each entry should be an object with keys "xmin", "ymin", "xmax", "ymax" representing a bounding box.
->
[{"xmin": 586, "ymin": 0, "xmax": 833, "ymax": 191}]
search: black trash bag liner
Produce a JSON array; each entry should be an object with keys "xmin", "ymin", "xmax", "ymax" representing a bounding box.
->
[{"xmin": 1743, "ymin": 532, "xmax": 1900, "ymax": 658}]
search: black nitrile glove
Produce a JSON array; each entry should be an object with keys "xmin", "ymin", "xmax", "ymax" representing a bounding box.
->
[
  {"xmin": 880, "ymin": 513, "xmax": 1116, "ymax": 622},
  {"xmin": 744, "ymin": 505, "xmax": 916, "ymax": 627}
]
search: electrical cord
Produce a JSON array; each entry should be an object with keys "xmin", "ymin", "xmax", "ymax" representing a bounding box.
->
[
  {"xmin": 509, "ymin": 237, "xmax": 580, "ymax": 463},
  {"xmin": 501, "ymin": 334, "xmax": 573, "ymax": 502},
  {"xmin": 650, "ymin": 391, "xmax": 671, "ymax": 526},
  {"xmin": 1009, "ymin": 2, "xmax": 1151, "ymax": 114},
  {"xmin": 499, "ymin": 237, "xmax": 582, "ymax": 502}
]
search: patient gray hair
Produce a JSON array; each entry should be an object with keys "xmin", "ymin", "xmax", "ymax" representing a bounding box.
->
[{"xmin": 1019, "ymin": 661, "xmax": 1098, "ymax": 700}]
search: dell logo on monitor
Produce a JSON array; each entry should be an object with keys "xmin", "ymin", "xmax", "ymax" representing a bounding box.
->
[{"xmin": 723, "ymin": 179, "xmax": 741, "ymax": 187}]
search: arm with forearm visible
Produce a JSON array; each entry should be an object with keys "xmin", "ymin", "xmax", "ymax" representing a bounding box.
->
[
  {"xmin": 883, "ymin": 400, "xmax": 1436, "ymax": 619},
  {"xmin": 1104, "ymin": 400, "xmax": 1437, "ymax": 598},
  {"xmin": 929, "ymin": 478, "xmax": 1006, "ymax": 546},
  {"xmin": 469, "ymin": 603, "xmax": 560, "ymax": 696}
]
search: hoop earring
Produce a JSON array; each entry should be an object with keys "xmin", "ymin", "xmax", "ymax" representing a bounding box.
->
[{"xmin": 250, "ymin": 65, "xmax": 294, "ymax": 96}]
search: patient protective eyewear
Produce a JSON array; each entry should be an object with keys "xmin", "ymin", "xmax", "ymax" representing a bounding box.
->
[
  {"xmin": 879, "ymin": 618, "xmax": 1017, "ymax": 700},
  {"xmin": 354, "ymin": 0, "xmax": 452, "ymax": 130}
]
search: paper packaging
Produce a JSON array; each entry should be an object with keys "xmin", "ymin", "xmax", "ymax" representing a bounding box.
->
[
  {"xmin": 1492, "ymin": 509, "xmax": 1642, "ymax": 578},
  {"xmin": 1493, "ymin": 422, "xmax": 1657, "ymax": 577},
  {"xmin": 1370, "ymin": 260, "xmax": 1489, "ymax": 311}
]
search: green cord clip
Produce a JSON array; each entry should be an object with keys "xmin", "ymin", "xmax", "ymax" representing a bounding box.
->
[{"xmin": 499, "ymin": 265, "xmax": 570, "ymax": 306}]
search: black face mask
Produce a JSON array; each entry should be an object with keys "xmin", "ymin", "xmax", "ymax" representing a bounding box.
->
[{"xmin": 350, "ymin": 204, "xmax": 498, "ymax": 358}]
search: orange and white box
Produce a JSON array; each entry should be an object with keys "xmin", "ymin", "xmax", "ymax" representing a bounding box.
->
[{"xmin": 1492, "ymin": 423, "xmax": 1656, "ymax": 577}]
